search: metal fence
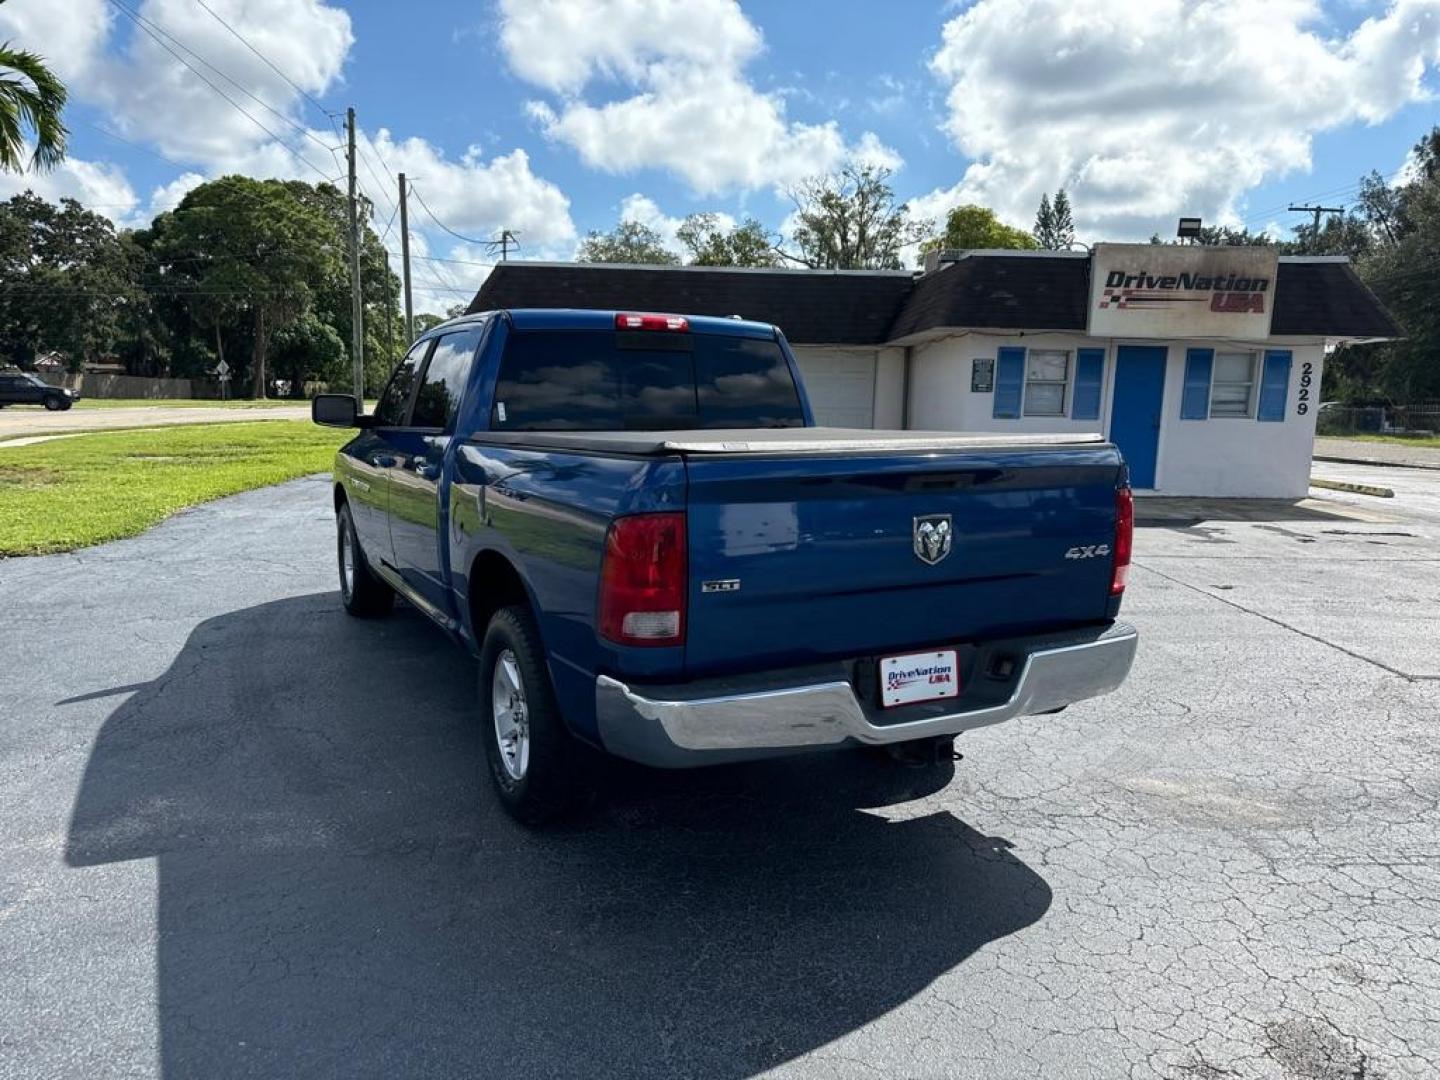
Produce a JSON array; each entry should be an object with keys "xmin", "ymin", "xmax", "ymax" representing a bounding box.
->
[{"xmin": 1316, "ymin": 401, "xmax": 1440, "ymax": 436}]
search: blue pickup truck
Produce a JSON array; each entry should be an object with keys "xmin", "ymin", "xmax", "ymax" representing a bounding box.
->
[{"xmin": 313, "ymin": 309, "xmax": 1138, "ymax": 823}]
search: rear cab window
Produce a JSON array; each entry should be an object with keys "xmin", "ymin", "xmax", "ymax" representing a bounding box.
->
[{"xmin": 491, "ymin": 329, "xmax": 805, "ymax": 431}]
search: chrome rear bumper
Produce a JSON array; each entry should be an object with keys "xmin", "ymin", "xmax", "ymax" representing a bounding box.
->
[{"xmin": 595, "ymin": 622, "xmax": 1138, "ymax": 768}]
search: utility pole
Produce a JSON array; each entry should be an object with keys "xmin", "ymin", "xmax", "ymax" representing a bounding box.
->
[
  {"xmin": 399, "ymin": 173, "xmax": 414, "ymax": 344},
  {"xmin": 1288, "ymin": 204, "xmax": 1344, "ymax": 252},
  {"xmin": 384, "ymin": 252, "xmax": 397, "ymax": 366},
  {"xmin": 489, "ymin": 229, "xmax": 519, "ymax": 262},
  {"xmin": 346, "ymin": 106, "xmax": 365, "ymax": 402}
]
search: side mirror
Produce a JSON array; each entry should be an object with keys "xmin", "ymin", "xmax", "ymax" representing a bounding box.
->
[{"xmin": 312, "ymin": 393, "xmax": 370, "ymax": 428}]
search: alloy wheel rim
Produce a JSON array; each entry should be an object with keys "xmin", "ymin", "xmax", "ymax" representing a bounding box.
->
[
  {"xmin": 339, "ymin": 520, "xmax": 355, "ymax": 598},
  {"xmin": 491, "ymin": 649, "xmax": 530, "ymax": 781}
]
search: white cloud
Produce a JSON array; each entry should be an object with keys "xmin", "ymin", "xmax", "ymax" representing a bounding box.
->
[
  {"xmin": 368, "ymin": 132, "xmax": 575, "ymax": 252},
  {"xmin": 921, "ymin": 0, "xmax": 1440, "ymax": 240},
  {"xmin": 0, "ymin": 0, "xmax": 575, "ymax": 284},
  {"xmin": 0, "ymin": 158, "xmax": 140, "ymax": 222},
  {"xmin": 499, "ymin": 0, "xmax": 899, "ymax": 193},
  {"xmin": 0, "ymin": 0, "xmax": 112, "ymax": 84},
  {"xmin": 499, "ymin": 0, "xmax": 761, "ymax": 95},
  {"xmin": 85, "ymin": 0, "xmax": 353, "ymax": 177},
  {"xmin": 147, "ymin": 172, "xmax": 206, "ymax": 215}
]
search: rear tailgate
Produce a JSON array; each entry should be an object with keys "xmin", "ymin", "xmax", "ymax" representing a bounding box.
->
[{"xmin": 683, "ymin": 439, "xmax": 1124, "ymax": 676}]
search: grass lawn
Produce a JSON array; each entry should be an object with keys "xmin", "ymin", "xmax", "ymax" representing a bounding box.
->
[
  {"xmin": 1324, "ymin": 433, "xmax": 1440, "ymax": 450},
  {"xmin": 0, "ymin": 421, "xmax": 348, "ymax": 557}
]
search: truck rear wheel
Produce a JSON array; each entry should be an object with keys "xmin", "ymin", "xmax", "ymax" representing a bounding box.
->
[
  {"xmin": 479, "ymin": 605, "xmax": 586, "ymax": 825},
  {"xmin": 336, "ymin": 501, "xmax": 393, "ymax": 617}
]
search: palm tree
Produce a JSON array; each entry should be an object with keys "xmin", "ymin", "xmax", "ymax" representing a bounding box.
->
[{"xmin": 0, "ymin": 19, "xmax": 67, "ymax": 173}]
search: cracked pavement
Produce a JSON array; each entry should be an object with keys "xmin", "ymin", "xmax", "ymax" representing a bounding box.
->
[{"xmin": 1, "ymin": 465, "xmax": 1437, "ymax": 1079}]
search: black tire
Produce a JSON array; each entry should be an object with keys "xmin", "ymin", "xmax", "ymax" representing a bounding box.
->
[
  {"xmin": 479, "ymin": 605, "xmax": 587, "ymax": 825},
  {"xmin": 43, "ymin": 395, "xmax": 66, "ymax": 411},
  {"xmin": 336, "ymin": 501, "xmax": 393, "ymax": 617}
]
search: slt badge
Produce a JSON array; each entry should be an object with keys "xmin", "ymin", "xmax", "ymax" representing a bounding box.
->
[{"xmin": 913, "ymin": 514, "xmax": 953, "ymax": 566}]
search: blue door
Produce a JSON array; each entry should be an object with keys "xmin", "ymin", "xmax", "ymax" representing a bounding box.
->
[{"xmin": 1110, "ymin": 346, "xmax": 1167, "ymax": 489}]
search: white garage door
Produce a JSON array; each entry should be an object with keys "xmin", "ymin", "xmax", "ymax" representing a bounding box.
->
[{"xmin": 793, "ymin": 350, "xmax": 876, "ymax": 428}]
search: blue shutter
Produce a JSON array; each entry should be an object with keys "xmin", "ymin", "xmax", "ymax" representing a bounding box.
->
[
  {"xmin": 1257, "ymin": 350, "xmax": 1292, "ymax": 422},
  {"xmin": 1072, "ymin": 348, "xmax": 1104, "ymax": 420},
  {"xmin": 993, "ymin": 347, "xmax": 1025, "ymax": 419},
  {"xmin": 1181, "ymin": 348, "xmax": 1213, "ymax": 420}
]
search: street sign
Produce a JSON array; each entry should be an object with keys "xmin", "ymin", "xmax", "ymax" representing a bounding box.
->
[{"xmin": 214, "ymin": 359, "xmax": 230, "ymax": 377}]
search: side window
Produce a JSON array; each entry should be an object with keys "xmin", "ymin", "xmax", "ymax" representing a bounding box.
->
[
  {"xmin": 373, "ymin": 341, "xmax": 429, "ymax": 426},
  {"xmin": 411, "ymin": 327, "xmax": 483, "ymax": 430},
  {"xmin": 1210, "ymin": 351, "xmax": 1258, "ymax": 418},
  {"xmin": 1023, "ymin": 350, "xmax": 1070, "ymax": 417}
]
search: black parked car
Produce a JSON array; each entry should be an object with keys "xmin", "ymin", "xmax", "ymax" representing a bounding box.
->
[{"xmin": 0, "ymin": 372, "xmax": 79, "ymax": 410}]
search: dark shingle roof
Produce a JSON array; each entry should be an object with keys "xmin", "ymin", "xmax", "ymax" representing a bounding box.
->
[
  {"xmin": 467, "ymin": 255, "xmax": 1400, "ymax": 343},
  {"xmin": 888, "ymin": 255, "xmax": 1090, "ymax": 338},
  {"xmin": 1270, "ymin": 260, "xmax": 1401, "ymax": 338},
  {"xmin": 469, "ymin": 263, "xmax": 912, "ymax": 345}
]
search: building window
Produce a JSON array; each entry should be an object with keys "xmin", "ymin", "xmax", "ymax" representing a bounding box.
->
[
  {"xmin": 1023, "ymin": 350, "xmax": 1069, "ymax": 417},
  {"xmin": 1210, "ymin": 351, "xmax": 1257, "ymax": 418}
]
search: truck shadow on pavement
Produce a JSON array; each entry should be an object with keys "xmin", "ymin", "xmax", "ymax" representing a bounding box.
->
[{"xmin": 64, "ymin": 593, "xmax": 1052, "ymax": 1079}]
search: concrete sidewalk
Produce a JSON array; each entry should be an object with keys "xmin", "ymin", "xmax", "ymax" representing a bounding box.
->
[{"xmin": 1314, "ymin": 436, "xmax": 1440, "ymax": 470}]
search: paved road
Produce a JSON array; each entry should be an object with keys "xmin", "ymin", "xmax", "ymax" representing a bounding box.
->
[
  {"xmin": 0, "ymin": 403, "xmax": 308, "ymax": 439},
  {"xmin": 1, "ymin": 477, "xmax": 1438, "ymax": 1079}
]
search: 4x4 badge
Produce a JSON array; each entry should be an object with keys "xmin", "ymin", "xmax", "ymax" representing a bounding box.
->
[{"xmin": 913, "ymin": 514, "xmax": 952, "ymax": 566}]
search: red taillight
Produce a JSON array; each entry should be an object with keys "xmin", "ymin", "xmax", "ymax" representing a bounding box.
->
[
  {"xmin": 1111, "ymin": 486, "xmax": 1134, "ymax": 596},
  {"xmin": 598, "ymin": 512, "xmax": 687, "ymax": 646},
  {"xmin": 615, "ymin": 312, "xmax": 689, "ymax": 332}
]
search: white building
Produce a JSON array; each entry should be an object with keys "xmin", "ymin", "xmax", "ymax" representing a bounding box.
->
[{"xmin": 471, "ymin": 246, "xmax": 1399, "ymax": 498}]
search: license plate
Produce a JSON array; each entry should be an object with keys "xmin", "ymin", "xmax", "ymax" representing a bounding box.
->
[{"xmin": 879, "ymin": 650, "xmax": 960, "ymax": 708}]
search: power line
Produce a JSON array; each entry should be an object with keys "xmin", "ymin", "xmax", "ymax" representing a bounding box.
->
[
  {"xmin": 190, "ymin": 0, "xmax": 332, "ymax": 120},
  {"xmin": 111, "ymin": 0, "xmax": 341, "ymax": 170},
  {"xmin": 104, "ymin": 0, "xmax": 336, "ymax": 180},
  {"xmin": 376, "ymin": 199, "xmax": 400, "ymax": 245},
  {"xmin": 409, "ymin": 252, "xmax": 496, "ymax": 269},
  {"xmin": 85, "ymin": 121, "xmax": 195, "ymax": 171},
  {"xmin": 407, "ymin": 183, "xmax": 491, "ymax": 246}
]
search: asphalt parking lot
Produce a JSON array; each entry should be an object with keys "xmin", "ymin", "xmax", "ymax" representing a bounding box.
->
[{"xmin": 1, "ymin": 467, "xmax": 1437, "ymax": 1079}]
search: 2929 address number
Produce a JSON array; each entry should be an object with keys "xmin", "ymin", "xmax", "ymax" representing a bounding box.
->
[{"xmin": 1297, "ymin": 361, "xmax": 1313, "ymax": 416}]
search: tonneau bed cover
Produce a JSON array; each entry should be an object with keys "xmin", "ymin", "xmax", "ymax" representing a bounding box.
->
[{"xmin": 469, "ymin": 427, "xmax": 1110, "ymax": 457}]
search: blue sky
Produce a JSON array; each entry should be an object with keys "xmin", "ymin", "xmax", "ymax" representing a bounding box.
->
[{"xmin": 2, "ymin": 0, "xmax": 1438, "ymax": 314}]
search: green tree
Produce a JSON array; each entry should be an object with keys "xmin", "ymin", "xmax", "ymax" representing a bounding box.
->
[
  {"xmin": 0, "ymin": 6, "xmax": 67, "ymax": 173},
  {"xmin": 269, "ymin": 313, "xmax": 346, "ymax": 398},
  {"xmin": 1346, "ymin": 129, "xmax": 1440, "ymax": 402},
  {"xmin": 783, "ymin": 164, "xmax": 928, "ymax": 269},
  {"xmin": 1033, "ymin": 193, "xmax": 1054, "ymax": 247},
  {"xmin": 1050, "ymin": 190, "xmax": 1074, "ymax": 249},
  {"xmin": 281, "ymin": 181, "xmax": 402, "ymax": 390},
  {"xmin": 1148, "ymin": 225, "xmax": 1274, "ymax": 246},
  {"xmin": 149, "ymin": 176, "xmax": 340, "ymax": 398},
  {"xmin": 0, "ymin": 192, "xmax": 144, "ymax": 369},
  {"xmin": 925, "ymin": 204, "xmax": 1038, "ymax": 252},
  {"xmin": 577, "ymin": 220, "xmax": 679, "ymax": 265},
  {"xmin": 1283, "ymin": 213, "xmax": 1372, "ymax": 259},
  {"xmin": 676, "ymin": 213, "xmax": 779, "ymax": 267}
]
